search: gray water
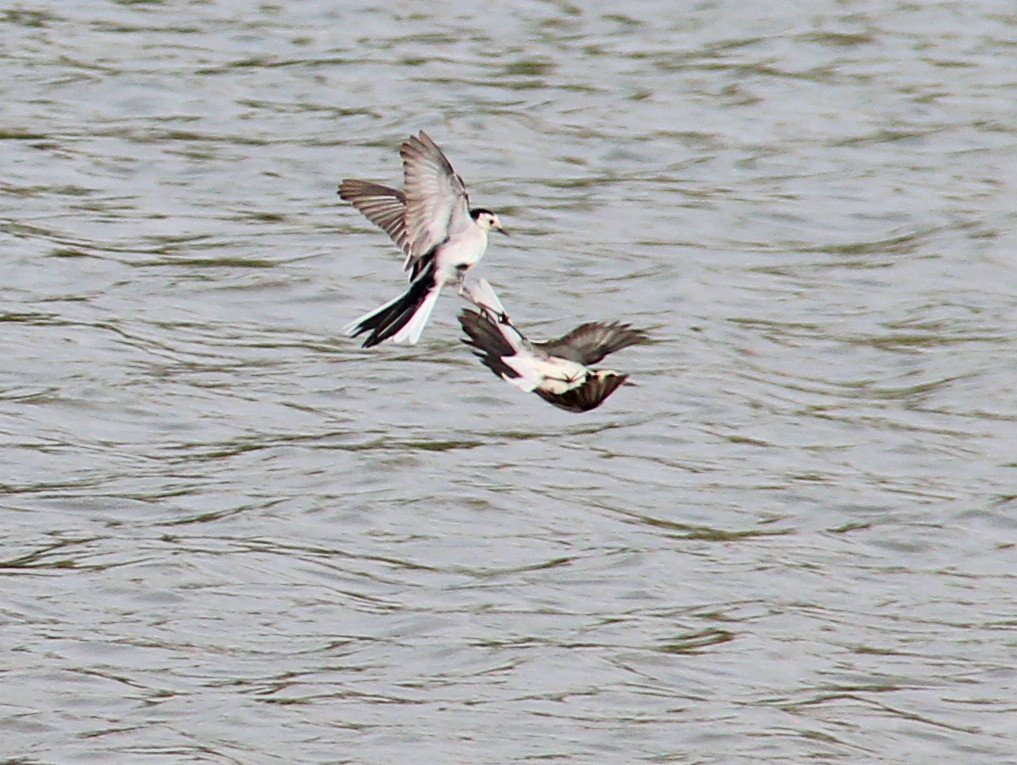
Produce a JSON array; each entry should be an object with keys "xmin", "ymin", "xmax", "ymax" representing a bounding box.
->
[{"xmin": 3, "ymin": 1, "xmax": 1017, "ymax": 763}]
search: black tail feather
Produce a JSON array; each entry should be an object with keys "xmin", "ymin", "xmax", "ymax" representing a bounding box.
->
[{"xmin": 351, "ymin": 265, "xmax": 436, "ymax": 348}]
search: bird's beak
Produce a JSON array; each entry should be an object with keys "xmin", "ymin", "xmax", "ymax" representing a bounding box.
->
[{"xmin": 496, "ymin": 225, "xmax": 509, "ymax": 236}]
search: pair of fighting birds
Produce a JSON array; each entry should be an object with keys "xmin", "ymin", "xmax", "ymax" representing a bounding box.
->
[{"xmin": 339, "ymin": 131, "xmax": 648, "ymax": 412}]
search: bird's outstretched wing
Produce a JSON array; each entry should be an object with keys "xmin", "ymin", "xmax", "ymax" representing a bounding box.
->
[
  {"xmin": 537, "ymin": 322, "xmax": 649, "ymax": 366},
  {"xmin": 338, "ymin": 179, "xmax": 433, "ymax": 280},
  {"xmin": 401, "ymin": 130, "xmax": 471, "ymax": 258},
  {"xmin": 338, "ymin": 179, "xmax": 409, "ymax": 254}
]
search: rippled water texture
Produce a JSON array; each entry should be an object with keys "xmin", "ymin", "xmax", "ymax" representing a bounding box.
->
[{"xmin": 3, "ymin": 1, "xmax": 1017, "ymax": 763}]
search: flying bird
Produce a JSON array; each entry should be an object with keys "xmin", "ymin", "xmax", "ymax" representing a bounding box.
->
[
  {"xmin": 339, "ymin": 131, "xmax": 507, "ymax": 348},
  {"xmin": 458, "ymin": 279, "xmax": 648, "ymax": 412}
]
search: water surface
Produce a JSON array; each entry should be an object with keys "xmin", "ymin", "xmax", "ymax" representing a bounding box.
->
[{"xmin": 2, "ymin": 1, "xmax": 1017, "ymax": 763}]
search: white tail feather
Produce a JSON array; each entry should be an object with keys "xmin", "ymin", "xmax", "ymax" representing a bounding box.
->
[
  {"xmin": 390, "ymin": 284, "xmax": 443, "ymax": 344},
  {"xmin": 461, "ymin": 278, "xmax": 506, "ymax": 318}
]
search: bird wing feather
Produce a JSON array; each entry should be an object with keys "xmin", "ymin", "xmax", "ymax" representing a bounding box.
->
[
  {"xmin": 401, "ymin": 130, "xmax": 471, "ymax": 258},
  {"xmin": 537, "ymin": 323, "xmax": 649, "ymax": 366},
  {"xmin": 338, "ymin": 179, "xmax": 411, "ymax": 256}
]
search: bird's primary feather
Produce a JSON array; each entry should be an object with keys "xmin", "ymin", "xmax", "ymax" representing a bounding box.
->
[
  {"xmin": 400, "ymin": 130, "xmax": 471, "ymax": 259},
  {"xmin": 537, "ymin": 322, "xmax": 650, "ymax": 366}
]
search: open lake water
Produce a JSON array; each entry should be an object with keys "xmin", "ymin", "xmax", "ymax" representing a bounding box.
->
[{"xmin": 2, "ymin": 1, "xmax": 1016, "ymax": 763}]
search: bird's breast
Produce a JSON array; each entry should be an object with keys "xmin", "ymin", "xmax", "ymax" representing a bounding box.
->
[{"xmin": 434, "ymin": 227, "xmax": 489, "ymax": 282}]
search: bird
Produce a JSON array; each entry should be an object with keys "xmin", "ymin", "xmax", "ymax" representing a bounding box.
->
[
  {"xmin": 458, "ymin": 279, "xmax": 649, "ymax": 412},
  {"xmin": 339, "ymin": 131, "xmax": 508, "ymax": 348}
]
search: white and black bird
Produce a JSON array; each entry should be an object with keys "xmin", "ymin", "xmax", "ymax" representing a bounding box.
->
[
  {"xmin": 458, "ymin": 280, "xmax": 649, "ymax": 413},
  {"xmin": 339, "ymin": 131, "xmax": 507, "ymax": 348}
]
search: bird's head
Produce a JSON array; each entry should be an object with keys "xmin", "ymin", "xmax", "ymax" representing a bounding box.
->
[{"xmin": 472, "ymin": 209, "xmax": 508, "ymax": 235}]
